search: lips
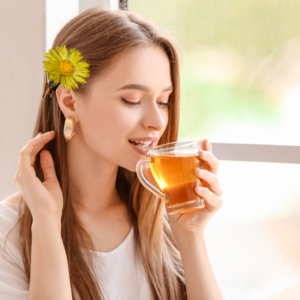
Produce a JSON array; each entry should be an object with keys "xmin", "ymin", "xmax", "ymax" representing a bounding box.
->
[
  {"xmin": 128, "ymin": 136, "xmax": 158, "ymax": 147},
  {"xmin": 128, "ymin": 136, "xmax": 158, "ymax": 155},
  {"xmin": 128, "ymin": 136, "xmax": 159, "ymax": 142},
  {"xmin": 129, "ymin": 139, "xmax": 152, "ymax": 147}
]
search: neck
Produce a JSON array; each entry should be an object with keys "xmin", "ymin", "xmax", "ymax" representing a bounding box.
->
[{"xmin": 67, "ymin": 139, "xmax": 121, "ymax": 214}]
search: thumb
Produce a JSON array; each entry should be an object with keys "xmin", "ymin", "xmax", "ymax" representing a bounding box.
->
[{"xmin": 40, "ymin": 150, "xmax": 58, "ymax": 183}]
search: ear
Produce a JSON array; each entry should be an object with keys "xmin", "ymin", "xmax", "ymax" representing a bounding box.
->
[{"xmin": 56, "ymin": 85, "xmax": 79, "ymax": 122}]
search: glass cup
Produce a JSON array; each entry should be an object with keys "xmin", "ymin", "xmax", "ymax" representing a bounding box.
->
[{"xmin": 136, "ymin": 140, "xmax": 206, "ymax": 215}]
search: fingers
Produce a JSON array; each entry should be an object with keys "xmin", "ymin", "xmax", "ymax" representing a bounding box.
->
[
  {"xmin": 195, "ymin": 186, "xmax": 223, "ymax": 213},
  {"xmin": 28, "ymin": 131, "xmax": 56, "ymax": 160},
  {"xmin": 40, "ymin": 150, "xmax": 58, "ymax": 183},
  {"xmin": 195, "ymin": 168, "xmax": 223, "ymax": 197},
  {"xmin": 14, "ymin": 131, "xmax": 56, "ymax": 189},
  {"xmin": 198, "ymin": 149, "xmax": 219, "ymax": 176},
  {"xmin": 202, "ymin": 139, "xmax": 212, "ymax": 153},
  {"xmin": 19, "ymin": 131, "xmax": 56, "ymax": 175}
]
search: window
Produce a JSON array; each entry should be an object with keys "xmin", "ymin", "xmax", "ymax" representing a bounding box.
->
[{"xmin": 130, "ymin": 1, "xmax": 300, "ymax": 299}]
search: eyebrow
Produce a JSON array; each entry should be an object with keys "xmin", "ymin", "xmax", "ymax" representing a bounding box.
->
[{"xmin": 116, "ymin": 83, "xmax": 173, "ymax": 93}]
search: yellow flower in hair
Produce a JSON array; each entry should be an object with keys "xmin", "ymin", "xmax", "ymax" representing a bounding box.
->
[{"xmin": 43, "ymin": 45, "xmax": 90, "ymax": 90}]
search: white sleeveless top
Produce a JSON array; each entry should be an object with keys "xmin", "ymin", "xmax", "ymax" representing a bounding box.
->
[{"xmin": 0, "ymin": 201, "xmax": 154, "ymax": 300}]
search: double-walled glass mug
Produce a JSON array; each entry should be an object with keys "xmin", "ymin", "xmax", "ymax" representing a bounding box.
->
[{"xmin": 136, "ymin": 140, "xmax": 206, "ymax": 215}]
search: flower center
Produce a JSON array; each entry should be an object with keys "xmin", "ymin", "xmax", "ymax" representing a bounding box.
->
[{"xmin": 58, "ymin": 60, "xmax": 74, "ymax": 76}]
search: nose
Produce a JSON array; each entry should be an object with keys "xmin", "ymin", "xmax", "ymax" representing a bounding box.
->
[{"xmin": 141, "ymin": 101, "xmax": 167, "ymax": 131}]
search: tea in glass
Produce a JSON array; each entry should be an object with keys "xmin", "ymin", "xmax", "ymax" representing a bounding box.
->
[{"xmin": 136, "ymin": 140, "xmax": 205, "ymax": 214}]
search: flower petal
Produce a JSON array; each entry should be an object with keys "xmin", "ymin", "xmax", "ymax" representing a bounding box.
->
[{"xmin": 43, "ymin": 45, "xmax": 89, "ymax": 91}]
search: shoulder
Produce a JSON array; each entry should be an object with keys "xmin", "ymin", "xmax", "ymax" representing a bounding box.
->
[
  {"xmin": 1, "ymin": 191, "xmax": 22, "ymax": 214},
  {"xmin": 0, "ymin": 192, "xmax": 21, "ymax": 249},
  {"xmin": 0, "ymin": 192, "xmax": 28, "ymax": 298}
]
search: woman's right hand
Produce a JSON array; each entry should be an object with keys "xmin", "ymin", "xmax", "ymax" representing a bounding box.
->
[{"xmin": 13, "ymin": 131, "xmax": 63, "ymax": 227}]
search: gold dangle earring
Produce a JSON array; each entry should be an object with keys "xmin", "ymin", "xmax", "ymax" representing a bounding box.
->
[{"xmin": 63, "ymin": 117, "xmax": 76, "ymax": 142}]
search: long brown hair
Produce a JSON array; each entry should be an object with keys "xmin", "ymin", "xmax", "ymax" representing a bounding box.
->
[{"xmin": 16, "ymin": 7, "xmax": 185, "ymax": 300}]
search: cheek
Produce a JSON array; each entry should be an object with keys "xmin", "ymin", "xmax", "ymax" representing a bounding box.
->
[{"xmin": 80, "ymin": 101, "xmax": 139, "ymax": 150}]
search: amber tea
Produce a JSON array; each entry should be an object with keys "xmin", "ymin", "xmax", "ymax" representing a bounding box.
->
[
  {"xmin": 149, "ymin": 153, "xmax": 203, "ymax": 208},
  {"xmin": 136, "ymin": 140, "xmax": 206, "ymax": 215}
]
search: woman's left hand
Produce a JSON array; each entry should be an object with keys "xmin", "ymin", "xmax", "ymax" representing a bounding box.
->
[{"xmin": 168, "ymin": 139, "xmax": 223, "ymax": 242}]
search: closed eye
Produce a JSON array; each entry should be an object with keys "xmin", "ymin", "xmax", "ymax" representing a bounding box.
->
[
  {"xmin": 121, "ymin": 97, "xmax": 140, "ymax": 105},
  {"xmin": 121, "ymin": 97, "xmax": 170, "ymax": 108},
  {"xmin": 157, "ymin": 102, "xmax": 170, "ymax": 107}
]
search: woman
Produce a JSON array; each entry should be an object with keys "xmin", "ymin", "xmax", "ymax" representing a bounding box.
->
[{"xmin": 0, "ymin": 7, "xmax": 223, "ymax": 300}]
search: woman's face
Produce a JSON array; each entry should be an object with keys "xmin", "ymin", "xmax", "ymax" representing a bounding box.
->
[{"xmin": 75, "ymin": 46, "xmax": 173, "ymax": 172}]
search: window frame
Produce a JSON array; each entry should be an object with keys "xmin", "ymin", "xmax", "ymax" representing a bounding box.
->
[{"xmin": 211, "ymin": 143, "xmax": 300, "ymax": 164}]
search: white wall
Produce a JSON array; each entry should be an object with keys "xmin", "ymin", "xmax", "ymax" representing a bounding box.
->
[{"xmin": 0, "ymin": 0, "xmax": 45, "ymax": 199}]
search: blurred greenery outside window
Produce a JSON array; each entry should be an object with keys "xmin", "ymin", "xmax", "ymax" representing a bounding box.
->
[{"xmin": 131, "ymin": 0, "xmax": 300, "ymax": 146}]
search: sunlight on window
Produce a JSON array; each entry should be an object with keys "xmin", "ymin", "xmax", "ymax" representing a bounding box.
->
[
  {"xmin": 46, "ymin": 0, "xmax": 79, "ymax": 50},
  {"xmin": 207, "ymin": 161, "xmax": 300, "ymax": 300}
]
